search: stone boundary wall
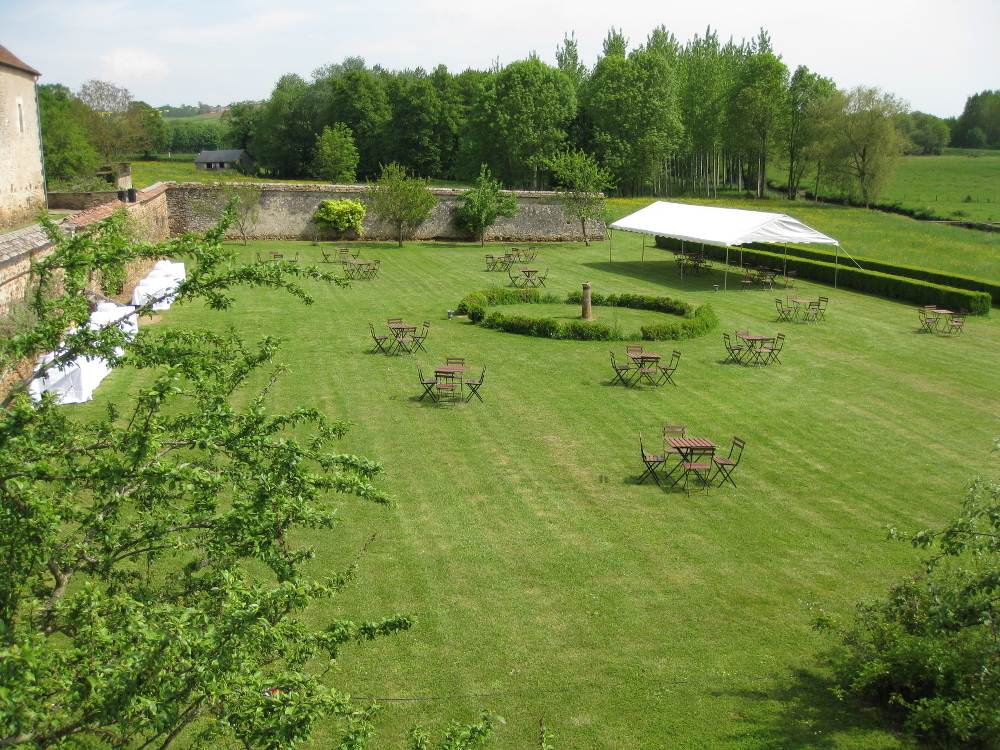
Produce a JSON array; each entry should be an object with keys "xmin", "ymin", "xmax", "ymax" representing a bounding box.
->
[
  {"xmin": 0, "ymin": 181, "xmax": 603, "ymax": 315},
  {"xmin": 0, "ymin": 184, "xmax": 171, "ymax": 315},
  {"xmin": 48, "ymin": 191, "xmax": 122, "ymax": 210},
  {"xmin": 166, "ymin": 182, "xmax": 605, "ymax": 243}
]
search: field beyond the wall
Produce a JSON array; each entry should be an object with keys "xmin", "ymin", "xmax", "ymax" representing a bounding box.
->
[
  {"xmin": 74, "ymin": 205, "xmax": 1000, "ymax": 749},
  {"xmin": 881, "ymin": 148, "xmax": 1000, "ymax": 223}
]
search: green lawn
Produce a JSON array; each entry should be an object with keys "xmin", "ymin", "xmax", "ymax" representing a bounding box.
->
[
  {"xmin": 881, "ymin": 150, "xmax": 1000, "ymax": 223},
  {"xmin": 77, "ymin": 212, "xmax": 1000, "ymax": 748}
]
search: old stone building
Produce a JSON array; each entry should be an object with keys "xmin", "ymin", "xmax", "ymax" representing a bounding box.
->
[{"xmin": 0, "ymin": 43, "xmax": 45, "ymax": 232}]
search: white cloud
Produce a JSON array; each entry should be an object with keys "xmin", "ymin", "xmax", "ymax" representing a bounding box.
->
[{"xmin": 94, "ymin": 47, "xmax": 172, "ymax": 90}]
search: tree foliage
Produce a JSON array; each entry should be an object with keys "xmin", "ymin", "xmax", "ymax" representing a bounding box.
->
[
  {"xmin": 75, "ymin": 79, "xmax": 161, "ymax": 162},
  {"xmin": 0, "ymin": 208, "xmax": 428, "ymax": 750},
  {"xmin": 545, "ymin": 149, "xmax": 612, "ymax": 245},
  {"xmin": 814, "ymin": 447, "xmax": 1000, "ymax": 747},
  {"xmin": 366, "ymin": 163, "xmax": 436, "ymax": 247},
  {"xmin": 453, "ymin": 166, "xmax": 519, "ymax": 245},
  {"xmin": 312, "ymin": 123, "xmax": 360, "ymax": 183},
  {"xmin": 314, "ymin": 198, "xmax": 366, "ymax": 238},
  {"xmin": 37, "ymin": 83, "xmax": 101, "ymax": 183},
  {"xmin": 824, "ymin": 86, "xmax": 909, "ymax": 207}
]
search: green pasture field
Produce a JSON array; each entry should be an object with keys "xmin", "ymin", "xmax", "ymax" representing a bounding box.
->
[
  {"xmin": 73, "ymin": 213, "xmax": 1000, "ymax": 748},
  {"xmin": 130, "ymin": 162, "xmax": 466, "ymax": 190},
  {"xmin": 880, "ymin": 149, "xmax": 1000, "ymax": 223},
  {"xmin": 607, "ymin": 197, "xmax": 1000, "ymax": 281}
]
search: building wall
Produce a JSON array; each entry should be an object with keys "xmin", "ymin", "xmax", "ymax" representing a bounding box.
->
[
  {"xmin": 0, "ymin": 64, "xmax": 45, "ymax": 231},
  {"xmin": 166, "ymin": 183, "xmax": 604, "ymax": 242}
]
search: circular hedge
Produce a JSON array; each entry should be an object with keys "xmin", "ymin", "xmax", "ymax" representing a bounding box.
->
[{"xmin": 454, "ymin": 289, "xmax": 718, "ymax": 341}]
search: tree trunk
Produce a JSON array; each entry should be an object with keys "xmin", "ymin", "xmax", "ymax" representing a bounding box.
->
[{"xmin": 580, "ymin": 216, "xmax": 590, "ymax": 247}]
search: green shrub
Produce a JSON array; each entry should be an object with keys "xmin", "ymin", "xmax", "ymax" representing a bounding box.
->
[
  {"xmin": 562, "ymin": 320, "xmax": 615, "ymax": 340},
  {"xmin": 641, "ymin": 304, "xmax": 719, "ymax": 341},
  {"xmin": 565, "ymin": 290, "xmax": 693, "ymax": 315},
  {"xmin": 655, "ymin": 235, "xmax": 996, "ymax": 311},
  {"xmin": 313, "ymin": 199, "xmax": 366, "ymax": 237}
]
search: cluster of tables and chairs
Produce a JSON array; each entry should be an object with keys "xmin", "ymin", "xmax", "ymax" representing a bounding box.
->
[
  {"xmin": 485, "ymin": 247, "xmax": 538, "ymax": 272},
  {"xmin": 370, "ymin": 318, "xmax": 430, "ymax": 355},
  {"xmin": 343, "ymin": 258, "xmax": 380, "ymax": 280},
  {"xmin": 917, "ymin": 306, "xmax": 966, "ymax": 335},
  {"xmin": 321, "ymin": 246, "xmax": 358, "ymax": 263},
  {"xmin": 507, "ymin": 266, "xmax": 548, "ymax": 288},
  {"xmin": 723, "ymin": 331, "xmax": 785, "ymax": 366},
  {"xmin": 416, "ymin": 358, "xmax": 486, "ymax": 404},
  {"xmin": 639, "ymin": 426, "xmax": 746, "ymax": 491},
  {"xmin": 609, "ymin": 346, "xmax": 680, "ymax": 387},
  {"xmin": 774, "ymin": 295, "xmax": 828, "ymax": 323},
  {"xmin": 673, "ymin": 251, "xmax": 713, "ymax": 276},
  {"xmin": 256, "ymin": 251, "xmax": 300, "ymax": 263},
  {"xmin": 740, "ymin": 267, "xmax": 796, "ymax": 290}
]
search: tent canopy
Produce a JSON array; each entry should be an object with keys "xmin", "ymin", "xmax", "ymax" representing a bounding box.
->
[{"xmin": 609, "ymin": 201, "xmax": 839, "ymax": 247}]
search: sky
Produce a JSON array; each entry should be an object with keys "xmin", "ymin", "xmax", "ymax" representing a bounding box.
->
[{"xmin": 2, "ymin": 0, "xmax": 996, "ymax": 119}]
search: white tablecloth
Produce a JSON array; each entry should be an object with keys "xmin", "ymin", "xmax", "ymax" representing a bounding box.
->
[{"xmin": 131, "ymin": 261, "xmax": 185, "ymax": 310}]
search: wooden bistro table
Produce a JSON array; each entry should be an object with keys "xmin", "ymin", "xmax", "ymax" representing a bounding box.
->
[
  {"xmin": 665, "ymin": 436, "xmax": 717, "ymax": 487},
  {"xmin": 786, "ymin": 296, "xmax": 811, "ymax": 321},
  {"xmin": 627, "ymin": 351, "xmax": 661, "ymax": 384},
  {"xmin": 344, "ymin": 260, "xmax": 372, "ymax": 279},
  {"xmin": 740, "ymin": 335, "xmax": 775, "ymax": 366}
]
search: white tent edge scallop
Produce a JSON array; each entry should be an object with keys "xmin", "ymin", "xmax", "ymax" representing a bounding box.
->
[{"xmin": 609, "ymin": 200, "xmax": 839, "ymax": 248}]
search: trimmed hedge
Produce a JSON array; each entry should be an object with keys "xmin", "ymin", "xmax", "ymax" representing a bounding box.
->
[
  {"xmin": 458, "ymin": 288, "xmax": 718, "ymax": 341},
  {"xmin": 655, "ymin": 235, "xmax": 995, "ymax": 312},
  {"xmin": 640, "ymin": 304, "xmax": 719, "ymax": 341}
]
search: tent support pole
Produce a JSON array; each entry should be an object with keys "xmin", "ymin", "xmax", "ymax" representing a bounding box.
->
[
  {"xmin": 609, "ymin": 228, "xmax": 613, "ymax": 264},
  {"xmin": 835, "ymin": 245, "xmax": 840, "ymax": 289},
  {"xmin": 725, "ymin": 246, "xmax": 729, "ymax": 291},
  {"xmin": 783, "ymin": 244, "xmax": 788, "ymax": 279},
  {"xmin": 641, "ymin": 234, "xmax": 645, "ymax": 270}
]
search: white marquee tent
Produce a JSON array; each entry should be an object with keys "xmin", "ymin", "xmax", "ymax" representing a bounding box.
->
[{"xmin": 609, "ymin": 201, "xmax": 842, "ymax": 289}]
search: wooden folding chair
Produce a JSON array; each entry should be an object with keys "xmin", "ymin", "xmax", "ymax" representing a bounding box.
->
[
  {"xmin": 412, "ymin": 322, "xmax": 430, "ymax": 352},
  {"xmin": 815, "ymin": 296, "xmax": 828, "ymax": 321},
  {"xmin": 508, "ymin": 268, "xmax": 527, "ymax": 288},
  {"xmin": 464, "ymin": 364, "xmax": 486, "ymax": 403},
  {"xmin": 774, "ymin": 299, "xmax": 794, "ymax": 322},
  {"xmin": 763, "ymin": 333, "xmax": 785, "ymax": 365},
  {"xmin": 723, "ymin": 333, "xmax": 744, "ymax": 364},
  {"xmin": 945, "ymin": 315, "xmax": 965, "ymax": 335},
  {"xmin": 416, "ymin": 363, "xmax": 438, "ymax": 402},
  {"xmin": 672, "ymin": 446, "xmax": 716, "ymax": 492},
  {"xmin": 654, "ymin": 350, "xmax": 681, "ymax": 386},
  {"xmin": 369, "ymin": 323, "xmax": 391, "ymax": 354},
  {"xmin": 485, "ymin": 254, "xmax": 498, "ymax": 271},
  {"xmin": 712, "ymin": 437, "xmax": 746, "ymax": 488},
  {"xmin": 533, "ymin": 268, "xmax": 548, "ymax": 287},
  {"xmin": 917, "ymin": 308, "xmax": 939, "ymax": 333},
  {"xmin": 610, "ymin": 351, "xmax": 633, "ymax": 386},
  {"xmin": 638, "ymin": 432, "xmax": 666, "ymax": 485}
]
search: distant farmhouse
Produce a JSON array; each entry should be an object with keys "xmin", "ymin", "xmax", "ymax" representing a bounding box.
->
[
  {"xmin": 0, "ymin": 43, "xmax": 45, "ymax": 231},
  {"xmin": 194, "ymin": 149, "xmax": 253, "ymax": 172}
]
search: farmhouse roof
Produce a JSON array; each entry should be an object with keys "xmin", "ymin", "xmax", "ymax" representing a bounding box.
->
[
  {"xmin": 610, "ymin": 200, "xmax": 839, "ymax": 247},
  {"xmin": 0, "ymin": 43, "xmax": 41, "ymax": 77},
  {"xmin": 194, "ymin": 150, "xmax": 247, "ymax": 163}
]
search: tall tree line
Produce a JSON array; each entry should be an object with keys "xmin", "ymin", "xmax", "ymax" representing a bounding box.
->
[{"xmin": 226, "ymin": 27, "xmax": 919, "ymax": 203}]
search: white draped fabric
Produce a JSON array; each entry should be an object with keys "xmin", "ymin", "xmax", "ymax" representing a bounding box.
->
[{"xmin": 131, "ymin": 261, "xmax": 186, "ymax": 310}]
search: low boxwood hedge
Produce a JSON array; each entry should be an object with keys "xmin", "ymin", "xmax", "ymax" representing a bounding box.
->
[
  {"xmin": 654, "ymin": 235, "xmax": 993, "ymax": 314},
  {"xmin": 457, "ymin": 289, "xmax": 718, "ymax": 341}
]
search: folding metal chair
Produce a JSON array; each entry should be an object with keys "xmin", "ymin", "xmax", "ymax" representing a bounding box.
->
[
  {"xmin": 364, "ymin": 260, "xmax": 380, "ymax": 279},
  {"xmin": 661, "ymin": 425, "xmax": 687, "ymax": 479},
  {"xmin": 763, "ymin": 333, "xmax": 785, "ymax": 365},
  {"xmin": 609, "ymin": 351, "xmax": 633, "ymax": 386},
  {"xmin": 945, "ymin": 315, "xmax": 965, "ymax": 335},
  {"xmin": 464, "ymin": 364, "xmax": 486, "ymax": 403},
  {"xmin": 508, "ymin": 268, "xmax": 527, "ymax": 288},
  {"xmin": 723, "ymin": 333, "xmax": 744, "ymax": 364},
  {"xmin": 654, "ymin": 350, "xmax": 681, "ymax": 386},
  {"xmin": 321, "ymin": 250, "xmax": 333, "ymax": 263},
  {"xmin": 533, "ymin": 268, "xmax": 548, "ymax": 287},
  {"xmin": 774, "ymin": 298, "xmax": 793, "ymax": 322},
  {"xmin": 672, "ymin": 446, "xmax": 716, "ymax": 492},
  {"xmin": 412, "ymin": 322, "xmax": 430, "ymax": 352},
  {"xmin": 416, "ymin": 363, "xmax": 437, "ymax": 402},
  {"xmin": 485, "ymin": 254, "xmax": 498, "ymax": 271},
  {"xmin": 917, "ymin": 308, "xmax": 939, "ymax": 333},
  {"xmin": 801, "ymin": 302, "xmax": 820, "ymax": 323},
  {"xmin": 369, "ymin": 323, "xmax": 391, "ymax": 354},
  {"xmin": 784, "ymin": 270, "xmax": 797, "ymax": 288},
  {"xmin": 712, "ymin": 437, "xmax": 746, "ymax": 488},
  {"xmin": 638, "ymin": 432, "xmax": 666, "ymax": 485},
  {"xmin": 394, "ymin": 333, "xmax": 415, "ymax": 355},
  {"xmin": 815, "ymin": 296, "xmax": 828, "ymax": 321}
]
